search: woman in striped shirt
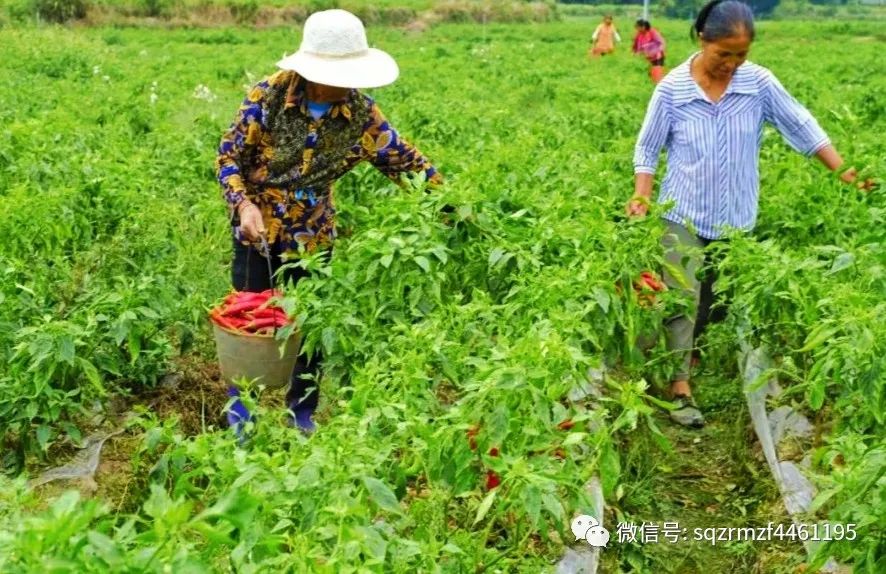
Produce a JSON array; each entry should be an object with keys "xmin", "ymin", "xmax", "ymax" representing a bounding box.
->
[{"xmin": 627, "ymin": 0, "xmax": 870, "ymax": 427}]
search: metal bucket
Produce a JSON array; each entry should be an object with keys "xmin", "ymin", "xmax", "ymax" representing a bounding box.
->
[{"xmin": 212, "ymin": 323, "xmax": 301, "ymax": 390}]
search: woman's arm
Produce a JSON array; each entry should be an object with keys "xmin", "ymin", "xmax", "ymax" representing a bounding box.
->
[
  {"xmin": 815, "ymin": 146, "xmax": 875, "ymax": 188},
  {"xmin": 217, "ymin": 85, "xmax": 266, "ymax": 209},
  {"xmin": 763, "ymin": 71, "xmax": 873, "ymax": 188},
  {"xmin": 629, "ymin": 173, "xmax": 655, "ymax": 216},
  {"xmin": 762, "ymin": 70, "xmax": 830, "ymax": 158},
  {"xmin": 653, "ymin": 29, "xmax": 666, "ymax": 53},
  {"xmin": 363, "ymin": 103, "xmax": 442, "ymax": 186},
  {"xmin": 629, "ymin": 87, "xmax": 671, "ymax": 216},
  {"xmin": 216, "ymin": 84, "xmax": 267, "ymax": 241}
]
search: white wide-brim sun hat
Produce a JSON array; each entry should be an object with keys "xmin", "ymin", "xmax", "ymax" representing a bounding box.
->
[{"xmin": 277, "ymin": 9, "xmax": 399, "ymax": 89}]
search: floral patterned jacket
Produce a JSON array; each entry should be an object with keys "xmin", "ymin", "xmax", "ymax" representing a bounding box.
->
[{"xmin": 216, "ymin": 70, "xmax": 441, "ymax": 252}]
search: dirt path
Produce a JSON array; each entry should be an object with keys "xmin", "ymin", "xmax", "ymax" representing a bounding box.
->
[
  {"xmin": 26, "ymin": 356, "xmax": 229, "ymax": 510},
  {"xmin": 602, "ymin": 371, "xmax": 806, "ymax": 573}
]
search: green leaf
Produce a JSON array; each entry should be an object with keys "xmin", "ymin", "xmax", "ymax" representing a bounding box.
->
[
  {"xmin": 661, "ymin": 260, "xmax": 691, "ymax": 290},
  {"xmin": 645, "ymin": 394, "xmax": 676, "ymax": 410},
  {"xmin": 87, "ymin": 531, "xmax": 122, "ymax": 565},
  {"xmin": 358, "ymin": 525, "xmax": 388, "ymax": 560},
  {"xmin": 826, "ymin": 252, "xmax": 854, "ymax": 275},
  {"xmin": 441, "ymin": 542, "xmax": 464, "ymax": 555},
  {"xmin": 58, "ymin": 336, "xmax": 76, "ymax": 365},
  {"xmin": 599, "ymin": 439, "xmax": 621, "ymax": 498},
  {"xmin": 473, "ymin": 489, "xmax": 497, "ymax": 525},
  {"xmin": 644, "ymin": 415, "xmax": 673, "ymax": 455},
  {"xmin": 36, "ymin": 425, "xmax": 52, "ymax": 451},
  {"xmin": 809, "ymin": 486, "xmax": 841, "ymax": 513},
  {"xmin": 524, "ymin": 484, "xmax": 542, "ymax": 529},
  {"xmin": 592, "ymin": 287, "xmax": 610, "ymax": 313},
  {"xmin": 807, "ymin": 379, "xmax": 826, "ymax": 410},
  {"xmin": 362, "ymin": 476, "xmax": 402, "ymax": 514},
  {"xmin": 127, "ymin": 331, "xmax": 141, "ymax": 364},
  {"xmin": 61, "ymin": 422, "xmax": 82, "ymax": 445},
  {"xmin": 380, "ymin": 253, "xmax": 393, "ymax": 268},
  {"xmin": 137, "ymin": 306, "xmax": 160, "ymax": 319},
  {"xmin": 414, "ymin": 255, "xmax": 430, "ymax": 273},
  {"xmin": 799, "ymin": 325, "xmax": 837, "ymax": 353},
  {"xmin": 562, "ymin": 432, "xmax": 587, "ymax": 447},
  {"xmin": 541, "ymin": 492, "xmax": 564, "ymax": 522},
  {"xmin": 78, "ymin": 358, "xmax": 103, "ymax": 391},
  {"xmin": 321, "ymin": 327, "xmax": 336, "ymax": 354}
]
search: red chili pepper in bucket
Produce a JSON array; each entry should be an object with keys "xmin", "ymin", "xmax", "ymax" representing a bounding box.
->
[{"xmin": 209, "ymin": 289, "xmax": 292, "ymax": 336}]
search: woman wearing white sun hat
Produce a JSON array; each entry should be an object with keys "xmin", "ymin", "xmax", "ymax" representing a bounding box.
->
[{"xmin": 216, "ymin": 9, "xmax": 442, "ymax": 434}]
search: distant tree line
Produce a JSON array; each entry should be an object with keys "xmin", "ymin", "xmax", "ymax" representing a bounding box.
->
[
  {"xmin": 558, "ymin": 0, "xmax": 783, "ymax": 17},
  {"xmin": 558, "ymin": 0, "xmax": 866, "ymax": 14}
]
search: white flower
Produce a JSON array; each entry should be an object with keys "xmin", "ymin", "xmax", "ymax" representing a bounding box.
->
[
  {"xmin": 93, "ymin": 65, "xmax": 101, "ymax": 75},
  {"xmin": 192, "ymin": 84, "xmax": 217, "ymax": 102}
]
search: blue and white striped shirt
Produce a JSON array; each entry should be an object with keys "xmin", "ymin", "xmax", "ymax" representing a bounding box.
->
[{"xmin": 633, "ymin": 56, "xmax": 830, "ymax": 239}]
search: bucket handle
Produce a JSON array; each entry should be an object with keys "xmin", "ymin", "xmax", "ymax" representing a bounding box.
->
[{"xmin": 257, "ymin": 233, "xmax": 280, "ymax": 337}]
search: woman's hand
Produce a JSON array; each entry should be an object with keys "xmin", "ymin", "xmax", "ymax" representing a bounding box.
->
[
  {"xmin": 238, "ymin": 201, "xmax": 266, "ymax": 242},
  {"xmin": 629, "ymin": 173, "xmax": 654, "ymax": 217},
  {"xmin": 840, "ymin": 167, "xmax": 878, "ymax": 192},
  {"xmin": 626, "ymin": 194, "xmax": 650, "ymax": 217}
]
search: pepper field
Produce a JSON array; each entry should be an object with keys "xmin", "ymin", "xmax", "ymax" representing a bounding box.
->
[{"xmin": 0, "ymin": 16, "xmax": 883, "ymax": 574}]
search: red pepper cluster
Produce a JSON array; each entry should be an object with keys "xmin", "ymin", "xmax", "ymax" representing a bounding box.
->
[
  {"xmin": 485, "ymin": 447, "xmax": 501, "ymax": 490},
  {"xmin": 615, "ymin": 270, "xmax": 667, "ymax": 308},
  {"xmin": 634, "ymin": 271, "xmax": 666, "ymax": 308},
  {"xmin": 467, "ymin": 426, "xmax": 502, "ymax": 490},
  {"xmin": 634, "ymin": 271, "xmax": 665, "ymax": 293},
  {"xmin": 468, "ymin": 418, "xmax": 579, "ymax": 488},
  {"xmin": 209, "ymin": 289, "xmax": 292, "ymax": 336}
]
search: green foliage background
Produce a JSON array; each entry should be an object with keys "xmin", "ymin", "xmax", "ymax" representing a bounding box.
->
[{"xmin": 0, "ymin": 17, "xmax": 882, "ymax": 573}]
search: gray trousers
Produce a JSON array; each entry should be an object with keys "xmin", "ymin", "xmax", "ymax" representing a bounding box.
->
[{"xmin": 661, "ymin": 221, "xmax": 721, "ymax": 382}]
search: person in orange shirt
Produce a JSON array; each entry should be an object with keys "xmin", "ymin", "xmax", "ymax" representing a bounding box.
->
[{"xmin": 590, "ymin": 15, "xmax": 621, "ymax": 58}]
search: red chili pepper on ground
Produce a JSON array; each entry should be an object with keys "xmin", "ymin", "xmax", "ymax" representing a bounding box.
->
[
  {"xmin": 466, "ymin": 426, "xmax": 479, "ymax": 451},
  {"xmin": 557, "ymin": 419, "xmax": 575, "ymax": 431}
]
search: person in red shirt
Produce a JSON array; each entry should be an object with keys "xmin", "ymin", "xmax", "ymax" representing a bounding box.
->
[{"xmin": 632, "ymin": 19, "xmax": 667, "ymax": 83}]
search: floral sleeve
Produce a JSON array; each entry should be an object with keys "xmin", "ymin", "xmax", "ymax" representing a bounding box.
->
[
  {"xmin": 216, "ymin": 83, "xmax": 268, "ymax": 208},
  {"xmin": 361, "ymin": 103, "xmax": 442, "ymax": 185}
]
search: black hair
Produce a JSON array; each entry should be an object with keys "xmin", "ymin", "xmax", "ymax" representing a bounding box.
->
[
  {"xmin": 691, "ymin": 0, "xmax": 755, "ymax": 42},
  {"xmin": 635, "ymin": 18, "xmax": 651, "ymax": 30}
]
